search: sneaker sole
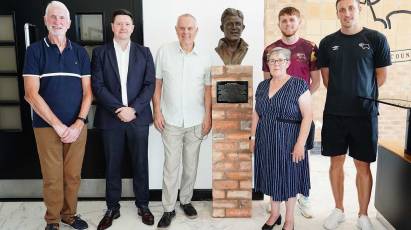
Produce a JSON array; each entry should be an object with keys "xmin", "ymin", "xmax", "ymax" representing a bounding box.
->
[
  {"xmin": 356, "ymin": 222, "xmax": 373, "ymax": 230},
  {"xmin": 298, "ymin": 205, "xmax": 313, "ymax": 219},
  {"xmin": 323, "ymin": 218, "xmax": 345, "ymax": 230}
]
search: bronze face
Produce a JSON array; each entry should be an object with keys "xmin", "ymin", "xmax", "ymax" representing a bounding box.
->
[{"xmin": 221, "ymin": 15, "xmax": 244, "ymax": 42}]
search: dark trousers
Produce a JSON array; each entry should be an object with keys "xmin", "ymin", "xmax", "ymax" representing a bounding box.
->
[{"xmin": 101, "ymin": 124, "xmax": 149, "ymax": 210}]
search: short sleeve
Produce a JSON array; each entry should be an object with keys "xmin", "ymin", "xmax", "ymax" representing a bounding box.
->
[
  {"xmin": 261, "ymin": 47, "xmax": 269, "ymax": 72},
  {"xmin": 309, "ymin": 44, "xmax": 319, "ymax": 71},
  {"xmin": 79, "ymin": 47, "xmax": 91, "ymax": 77},
  {"xmin": 317, "ymin": 38, "xmax": 329, "ymax": 68},
  {"xmin": 204, "ymin": 65, "xmax": 211, "ymax": 86},
  {"xmin": 255, "ymin": 80, "xmax": 266, "ymax": 100},
  {"xmin": 297, "ymin": 78, "xmax": 309, "ymax": 97},
  {"xmin": 373, "ymin": 33, "xmax": 391, "ymax": 68},
  {"xmin": 22, "ymin": 45, "xmax": 40, "ymax": 76},
  {"xmin": 155, "ymin": 46, "xmax": 164, "ymax": 80}
]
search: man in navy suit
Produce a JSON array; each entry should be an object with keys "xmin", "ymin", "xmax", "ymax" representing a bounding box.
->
[{"xmin": 91, "ymin": 9, "xmax": 155, "ymax": 229}]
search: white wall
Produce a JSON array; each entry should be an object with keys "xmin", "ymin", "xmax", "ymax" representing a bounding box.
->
[{"xmin": 143, "ymin": 0, "xmax": 265, "ymax": 189}]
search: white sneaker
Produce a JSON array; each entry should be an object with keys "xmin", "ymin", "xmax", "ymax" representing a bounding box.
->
[
  {"xmin": 323, "ymin": 208, "xmax": 345, "ymax": 229},
  {"xmin": 357, "ymin": 215, "xmax": 374, "ymax": 230},
  {"xmin": 297, "ymin": 196, "xmax": 313, "ymax": 218}
]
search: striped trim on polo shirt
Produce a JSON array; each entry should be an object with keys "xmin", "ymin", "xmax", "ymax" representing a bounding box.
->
[
  {"xmin": 43, "ymin": 37, "xmax": 73, "ymax": 49},
  {"xmin": 40, "ymin": 72, "xmax": 82, "ymax": 78},
  {"xmin": 23, "ymin": 73, "xmax": 90, "ymax": 78}
]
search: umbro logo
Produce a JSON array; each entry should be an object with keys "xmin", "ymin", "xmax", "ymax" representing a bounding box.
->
[
  {"xmin": 332, "ymin": 46, "xmax": 339, "ymax": 51},
  {"xmin": 358, "ymin": 43, "xmax": 370, "ymax": 50}
]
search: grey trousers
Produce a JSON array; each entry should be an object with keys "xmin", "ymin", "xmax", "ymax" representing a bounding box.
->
[{"xmin": 161, "ymin": 123, "xmax": 203, "ymax": 212}]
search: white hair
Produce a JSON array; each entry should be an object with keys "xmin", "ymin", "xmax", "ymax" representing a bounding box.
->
[
  {"xmin": 176, "ymin": 13, "xmax": 197, "ymax": 28},
  {"xmin": 44, "ymin": 1, "xmax": 70, "ymax": 19},
  {"xmin": 267, "ymin": 47, "xmax": 291, "ymax": 60}
]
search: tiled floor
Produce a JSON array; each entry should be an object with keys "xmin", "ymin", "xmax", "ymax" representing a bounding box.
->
[{"xmin": 0, "ymin": 154, "xmax": 389, "ymax": 230}]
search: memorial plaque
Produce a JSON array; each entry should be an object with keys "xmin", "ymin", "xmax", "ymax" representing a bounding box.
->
[{"xmin": 217, "ymin": 81, "xmax": 248, "ymax": 103}]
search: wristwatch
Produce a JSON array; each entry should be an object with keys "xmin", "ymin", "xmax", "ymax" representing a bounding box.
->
[
  {"xmin": 249, "ymin": 136, "xmax": 255, "ymax": 140},
  {"xmin": 77, "ymin": 116, "xmax": 87, "ymax": 124}
]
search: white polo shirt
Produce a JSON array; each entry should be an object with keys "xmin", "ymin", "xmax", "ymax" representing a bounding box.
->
[
  {"xmin": 155, "ymin": 41, "xmax": 211, "ymax": 128},
  {"xmin": 113, "ymin": 39, "xmax": 130, "ymax": 106}
]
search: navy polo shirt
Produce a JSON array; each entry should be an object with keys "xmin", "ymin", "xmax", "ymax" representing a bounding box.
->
[{"xmin": 23, "ymin": 37, "xmax": 91, "ymax": 127}]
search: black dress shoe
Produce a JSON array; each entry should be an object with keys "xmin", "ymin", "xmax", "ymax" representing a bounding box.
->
[
  {"xmin": 61, "ymin": 215, "xmax": 88, "ymax": 230},
  {"xmin": 180, "ymin": 203, "xmax": 198, "ymax": 219},
  {"xmin": 45, "ymin": 223, "xmax": 59, "ymax": 230},
  {"xmin": 262, "ymin": 215, "xmax": 281, "ymax": 230},
  {"xmin": 97, "ymin": 209, "xmax": 120, "ymax": 230},
  {"xmin": 157, "ymin": 210, "xmax": 176, "ymax": 229},
  {"xmin": 138, "ymin": 207, "xmax": 154, "ymax": 226}
]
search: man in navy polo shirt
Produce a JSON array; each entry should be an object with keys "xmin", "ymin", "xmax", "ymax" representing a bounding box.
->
[{"xmin": 23, "ymin": 1, "xmax": 92, "ymax": 230}]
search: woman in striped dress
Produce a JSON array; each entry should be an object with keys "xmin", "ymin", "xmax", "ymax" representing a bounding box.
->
[{"xmin": 250, "ymin": 47, "xmax": 312, "ymax": 230}]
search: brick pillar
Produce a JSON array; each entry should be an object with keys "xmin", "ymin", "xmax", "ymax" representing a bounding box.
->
[{"xmin": 211, "ymin": 65, "xmax": 253, "ymax": 218}]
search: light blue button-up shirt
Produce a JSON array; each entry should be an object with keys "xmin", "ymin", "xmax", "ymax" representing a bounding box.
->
[{"xmin": 155, "ymin": 41, "xmax": 211, "ymax": 128}]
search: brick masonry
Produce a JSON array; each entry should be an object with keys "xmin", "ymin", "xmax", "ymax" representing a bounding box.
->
[
  {"xmin": 265, "ymin": 0, "xmax": 411, "ymax": 145},
  {"xmin": 211, "ymin": 65, "xmax": 253, "ymax": 218}
]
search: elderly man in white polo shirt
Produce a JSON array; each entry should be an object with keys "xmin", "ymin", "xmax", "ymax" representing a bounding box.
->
[{"xmin": 152, "ymin": 13, "xmax": 212, "ymax": 229}]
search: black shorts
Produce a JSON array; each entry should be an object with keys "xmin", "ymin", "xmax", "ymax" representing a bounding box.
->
[{"xmin": 321, "ymin": 115, "xmax": 378, "ymax": 163}]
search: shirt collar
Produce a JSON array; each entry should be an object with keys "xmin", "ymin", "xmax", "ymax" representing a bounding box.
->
[
  {"xmin": 216, "ymin": 38, "xmax": 248, "ymax": 51},
  {"xmin": 178, "ymin": 42, "xmax": 199, "ymax": 55},
  {"xmin": 43, "ymin": 37, "xmax": 72, "ymax": 50},
  {"xmin": 113, "ymin": 39, "xmax": 131, "ymax": 52}
]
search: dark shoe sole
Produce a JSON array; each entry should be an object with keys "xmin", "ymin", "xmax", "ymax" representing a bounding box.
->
[
  {"xmin": 180, "ymin": 204, "xmax": 198, "ymax": 219},
  {"xmin": 156, "ymin": 211, "xmax": 175, "ymax": 230},
  {"xmin": 186, "ymin": 214, "xmax": 198, "ymax": 219},
  {"xmin": 157, "ymin": 226, "xmax": 170, "ymax": 230},
  {"xmin": 96, "ymin": 212, "xmax": 120, "ymax": 230},
  {"xmin": 141, "ymin": 220, "xmax": 154, "ymax": 226},
  {"xmin": 138, "ymin": 212, "xmax": 154, "ymax": 225},
  {"xmin": 61, "ymin": 222, "xmax": 88, "ymax": 230}
]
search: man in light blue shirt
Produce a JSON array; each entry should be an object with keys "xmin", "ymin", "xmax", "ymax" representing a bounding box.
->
[{"xmin": 152, "ymin": 13, "xmax": 212, "ymax": 229}]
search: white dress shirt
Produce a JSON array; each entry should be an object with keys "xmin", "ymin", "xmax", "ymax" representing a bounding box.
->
[
  {"xmin": 155, "ymin": 41, "xmax": 211, "ymax": 128},
  {"xmin": 113, "ymin": 39, "xmax": 130, "ymax": 106}
]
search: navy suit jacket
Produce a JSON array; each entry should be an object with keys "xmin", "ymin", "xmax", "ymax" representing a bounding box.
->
[{"xmin": 91, "ymin": 42, "xmax": 155, "ymax": 129}]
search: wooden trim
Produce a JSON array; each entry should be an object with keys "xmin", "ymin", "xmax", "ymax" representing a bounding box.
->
[{"xmin": 379, "ymin": 140, "xmax": 411, "ymax": 163}]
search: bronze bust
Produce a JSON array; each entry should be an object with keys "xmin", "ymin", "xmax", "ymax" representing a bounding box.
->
[{"xmin": 215, "ymin": 8, "xmax": 248, "ymax": 65}]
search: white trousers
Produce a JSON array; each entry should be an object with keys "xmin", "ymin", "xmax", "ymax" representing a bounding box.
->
[{"xmin": 161, "ymin": 123, "xmax": 203, "ymax": 212}]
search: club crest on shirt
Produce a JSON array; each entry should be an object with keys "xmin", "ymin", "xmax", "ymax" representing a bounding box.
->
[
  {"xmin": 358, "ymin": 43, "xmax": 371, "ymax": 50},
  {"xmin": 295, "ymin": 53, "xmax": 307, "ymax": 62},
  {"xmin": 332, "ymin": 45, "xmax": 340, "ymax": 51}
]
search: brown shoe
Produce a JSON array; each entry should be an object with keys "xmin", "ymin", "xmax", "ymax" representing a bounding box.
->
[
  {"xmin": 97, "ymin": 209, "xmax": 120, "ymax": 230},
  {"xmin": 138, "ymin": 207, "xmax": 154, "ymax": 225}
]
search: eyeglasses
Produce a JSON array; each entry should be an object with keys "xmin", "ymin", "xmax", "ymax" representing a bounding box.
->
[{"xmin": 267, "ymin": 58, "xmax": 288, "ymax": 65}]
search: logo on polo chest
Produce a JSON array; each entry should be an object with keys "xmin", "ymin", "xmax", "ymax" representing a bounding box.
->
[
  {"xmin": 358, "ymin": 43, "xmax": 371, "ymax": 50},
  {"xmin": 332, "ymin": 46, "xmax": 340, "ymax": 51}
]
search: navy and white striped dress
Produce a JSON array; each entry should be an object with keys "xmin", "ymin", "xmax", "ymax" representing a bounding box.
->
[{"xmin": 254, "ymin": 77, "xmax": 310, "ymax": 201}]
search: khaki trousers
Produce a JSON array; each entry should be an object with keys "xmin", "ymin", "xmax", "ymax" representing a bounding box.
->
[
  {"xmin": 161, "ymin": 123, "xmax": 203, "ymax": 212},
  {"xmin": 34, "ymin": 126, "xmax": 87, "ymax": 224}
]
